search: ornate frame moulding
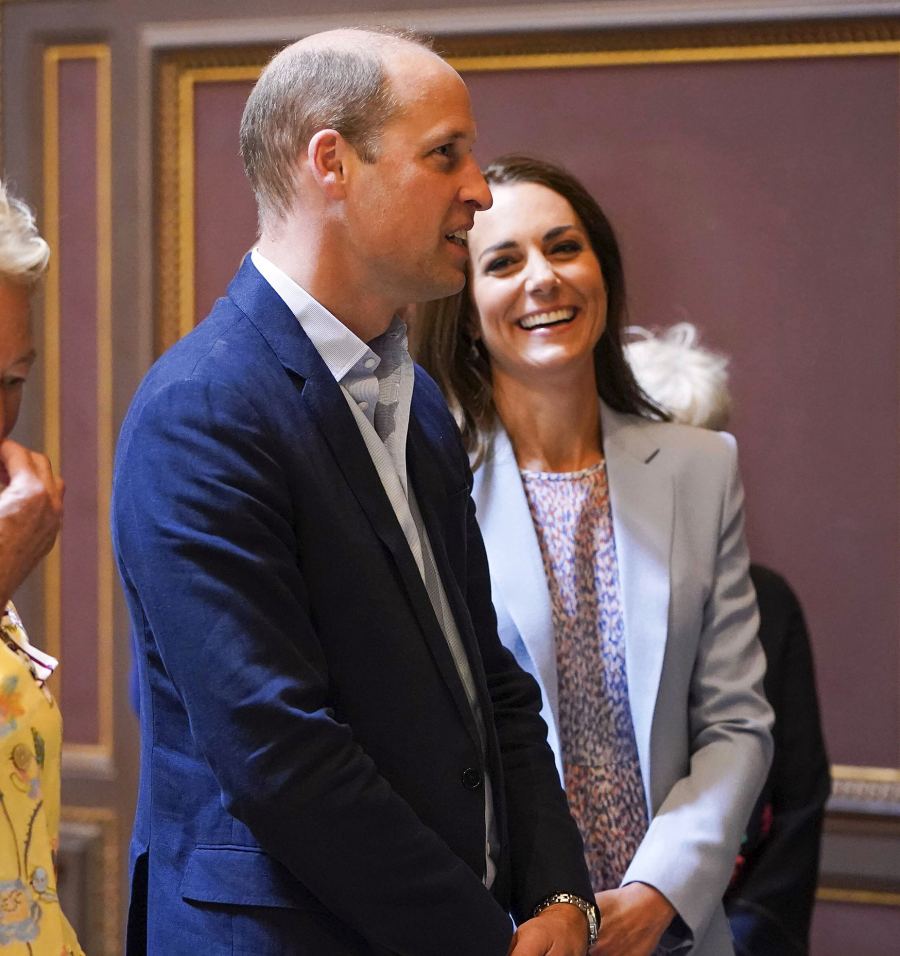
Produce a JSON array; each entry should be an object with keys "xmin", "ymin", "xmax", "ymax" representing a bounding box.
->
[
  {"xmin": 42, "ymin": 43, "xmax": 115, "ymax": 769},
  {"xmin": 155, "ymin": 45, "xmax": 273, "ymax": 354},
  {"xmin": 829, "ymin": 765, "xmax": 900, "ymax": 816},
  {"xmin": 818, "ymin": 767, "xmax": 900, "ymax": 907}
]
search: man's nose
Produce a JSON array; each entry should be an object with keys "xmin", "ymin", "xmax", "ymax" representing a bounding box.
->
[{"xmin": 460, "ymin": 158, "xmax": 492, "ymax": 211}]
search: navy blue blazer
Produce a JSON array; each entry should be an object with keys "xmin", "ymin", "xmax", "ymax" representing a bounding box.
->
[{"xmin": 112, "ymin": 258, "xmax": 591, "ymax": 956}]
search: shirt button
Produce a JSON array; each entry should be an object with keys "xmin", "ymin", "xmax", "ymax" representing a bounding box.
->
[
  {"xmin": 461, "ymin": 767, "xmax": 482, "ymax": 790},
  {"xmin": 364, "ymin": 357, "xmax": 377, "ymax": 369},
  {"xmin": 358, "ymin": 401, "xmax": 369, "ymax": 412}
]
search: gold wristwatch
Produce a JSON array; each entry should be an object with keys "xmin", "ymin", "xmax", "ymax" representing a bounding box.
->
[{"xmin": 532, "ymin": 892, "xmax": 600, "ymax": 947}]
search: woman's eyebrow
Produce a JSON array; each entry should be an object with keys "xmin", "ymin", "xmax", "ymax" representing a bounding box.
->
[
  {"xmin": 478, "ymin": 240, "xmax": 518, "ymax": 263},
  {"xmin": 542, "ymin": 225, "xmax": 577, "ymax": 242}
]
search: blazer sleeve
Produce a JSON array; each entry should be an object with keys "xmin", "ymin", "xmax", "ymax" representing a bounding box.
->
[
  {"xmin": 622, "ymin": 436, "xmax": 774, "ymax": 947},
  {"xmin": 726, "ymin": 567, "xmax": 830, "ymax": 955},
  {"xmin": 113, "ymin": 377, "xmax": 513, "ymax": 956}
]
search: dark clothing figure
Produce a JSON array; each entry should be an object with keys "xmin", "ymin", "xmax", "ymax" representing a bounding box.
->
[{"xmin": 726, "ymin": 564, "xmax": 830, "ymax": 955}]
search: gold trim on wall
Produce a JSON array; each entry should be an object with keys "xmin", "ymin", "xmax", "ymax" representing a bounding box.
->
[
  {"xmin": 41, "ymin": 46, "xmax": 61, "ymax": 665},
  {"xmin": 61, "ymin": 805, "xmax": 119, "ymax": 956},
  {"xmin": 176, "ymin": 65, "xmax": 262, "ymax": 338},
  {"xmin": 447, "ymin": 39, "xmax": 900, "ymax": 72},
  {"xmin": 832, "ymin": 765, "xmax": 900, "ymax": 783},
  {"xmin": 817, "ymin": 887, "xmax": 900, "ymax": 908},
  {"xmin": 42, "ymin": 44, "xmax": 114, "ymax": 760}
]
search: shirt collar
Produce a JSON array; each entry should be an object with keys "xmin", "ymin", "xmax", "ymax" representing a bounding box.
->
[{"xmin": 251, "ymin": 248, "xmax": 374, "ymax": 383}]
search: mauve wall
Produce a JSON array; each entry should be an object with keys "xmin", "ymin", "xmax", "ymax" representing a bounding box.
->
[
  {"xmin": 190, "ymin": 54, "xmax": 899, "ymax": 769},
  {"xmin": 194, "ymin": 82, "xmax": 260, "ymax": 313},
  {"xmin": 58, "ymin": 58, "xmax": 101, "ymax": 744}
]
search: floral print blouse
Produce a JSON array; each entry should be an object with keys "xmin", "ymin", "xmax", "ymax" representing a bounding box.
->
[
  {"xmin": 0, "ymin": 604, "xmax": 84, "ymax": 956},
  {"xmin": 521, "ymin": 462, "xmax": 648, "ymax": 892}
]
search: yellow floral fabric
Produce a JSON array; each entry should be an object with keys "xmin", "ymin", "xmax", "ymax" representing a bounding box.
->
[{"xmin": 0, "ymin": 605, "xmax": 84, "ymax": 956}]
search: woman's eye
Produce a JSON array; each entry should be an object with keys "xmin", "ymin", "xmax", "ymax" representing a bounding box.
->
[
  {"xmin": 550, "ymin": 240, "xmax": 582, "ymax": 255},
  {"xmin": 484, "ymin": 257, "xmax": 515, "ymax": 274}
]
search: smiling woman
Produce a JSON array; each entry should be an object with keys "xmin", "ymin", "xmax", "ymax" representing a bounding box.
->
[
  {"xmin": 466, "ymin": 181, "xmax": 609, "ymax": 413},
  {"xmin": 415, "ymin": 155, "xmax": 660, "ymax": 469},
  {"xmin": 414, "ymin": 154, "xmax": 775, "ymax": 956}
]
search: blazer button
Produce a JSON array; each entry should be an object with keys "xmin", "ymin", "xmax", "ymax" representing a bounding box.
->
[{"xmin": 461, "ymin": 767, "xmax": 482, "ymax": 790}]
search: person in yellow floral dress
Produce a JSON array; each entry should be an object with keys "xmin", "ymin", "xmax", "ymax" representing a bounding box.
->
[{"xmin": 0, "ymin": 181, "xmax": 78, "ymax": 955}]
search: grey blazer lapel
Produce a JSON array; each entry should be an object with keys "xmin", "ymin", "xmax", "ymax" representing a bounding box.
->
[
  {"xmin": 601, "ymin": 402, "xmax": 673, "ymax": 803},
  {"xmin": 473, "ymin": 429, "xmax": 560, "ymax": 735}
]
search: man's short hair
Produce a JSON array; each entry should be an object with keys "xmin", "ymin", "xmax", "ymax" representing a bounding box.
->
[
  {"xmin": 239, "ymin": 30, "xmax": 430, "ymax": 224},
  {"xmin": 0, "ymin": 181, "xmax": 50, "ymax": 286},
  {"xmin": 624, "ymin": 323, "xmax": 732, "ymax": 431}
]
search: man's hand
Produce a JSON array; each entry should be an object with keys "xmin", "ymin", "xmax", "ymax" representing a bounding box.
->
[
  {"xmin": 508, "ymin": 902, "xmax": 589, "ymax": 956},
  {"xmin": 0, "ymin": 440, "xmax": 64, "ymax": 607},
  {"xmin": 590, "ymin": 882, "xmax": 676, "ymax": 956}
]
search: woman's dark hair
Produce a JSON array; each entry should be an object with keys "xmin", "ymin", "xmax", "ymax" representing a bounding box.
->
[{"xmin": 412, "ymin": 154, "xmax": 668, "ymax": 465}]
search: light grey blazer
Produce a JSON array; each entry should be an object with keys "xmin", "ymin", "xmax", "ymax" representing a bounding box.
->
[{"xmin": 472, "ymin": 402, "xmax": 774, "ymax": 955}]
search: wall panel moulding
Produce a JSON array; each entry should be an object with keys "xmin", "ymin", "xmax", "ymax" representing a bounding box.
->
[{"xmin": 42, "ymin": 43, "xmax": 114, "ymax": 769}]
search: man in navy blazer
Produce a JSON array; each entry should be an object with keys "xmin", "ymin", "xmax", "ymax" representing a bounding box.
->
[{"xmin": 112, "ymin": 29, "xmax": 595, "ymax": 956}]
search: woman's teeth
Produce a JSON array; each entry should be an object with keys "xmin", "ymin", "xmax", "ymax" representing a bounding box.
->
[{"xmin": 518, "ymin": 308, "xmax": 576, "ymax": 330}]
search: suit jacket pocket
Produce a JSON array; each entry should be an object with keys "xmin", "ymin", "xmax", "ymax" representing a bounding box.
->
[{"xmin": 180, "ymin": 845, "xmax": 315, "ymax": 910}]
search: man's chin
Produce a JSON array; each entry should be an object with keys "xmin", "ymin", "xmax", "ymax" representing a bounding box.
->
[{"xmin": 414, "ymin": 269, "xmax": 467, "ymax": 304}]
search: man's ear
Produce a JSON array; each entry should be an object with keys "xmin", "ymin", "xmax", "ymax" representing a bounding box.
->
[{"xmin": 306, "ymin": 129, "xmax": 350, "ymax": 199}]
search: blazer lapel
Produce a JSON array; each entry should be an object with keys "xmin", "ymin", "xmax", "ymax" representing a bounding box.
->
[
  {"xmin": 407, "ymin": 417, "xmax": 486, "ymax": 753},
  {"xmin": 230, "ymin": 257, "xmax": 481, "ymax": 746},
  {"xmin": 474, "ymin": 428, "xmax": 560, "ymax": 737},
  {"xmin": 601, "ymin": 402, "xmax": 673, "ymax": 802},
  {"xmin": 229, "ymin": 256, "xmax": 414, "ymax": 570}
]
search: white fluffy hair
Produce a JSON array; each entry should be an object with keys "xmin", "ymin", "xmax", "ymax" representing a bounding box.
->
[
  {"xmin": 0, "ymin": 181, "xmax": 50, "ymax": 285},
  {"xmin": 624, "ymin": 322, "xmax": 732, "ymax": 431}
]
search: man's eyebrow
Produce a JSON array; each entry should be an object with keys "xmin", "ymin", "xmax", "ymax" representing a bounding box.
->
[
  {"xmin": 14, "ymin": 348, "xmax": 37, "ymax": 365},
  {"xmin": 428, "ymin": 129, "xmax": 469, "ymax": 145}
]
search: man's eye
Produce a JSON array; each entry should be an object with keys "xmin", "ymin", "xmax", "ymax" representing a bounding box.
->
[
  {"xmin": 1, "ymin": 377, "xmax": 25, "ymax": 389},
  {"xmin": 433, "ymin": 144, "xmax": 455, "ymax": 160}
]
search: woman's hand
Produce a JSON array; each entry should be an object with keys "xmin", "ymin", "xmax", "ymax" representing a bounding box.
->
[
  {"xmin": 590, "ymin": 882, "xmax": 676, "ymax": 956},
  {"xmin": 0, "ymin": 440, "xmax": 64, "ymax": 606}
]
